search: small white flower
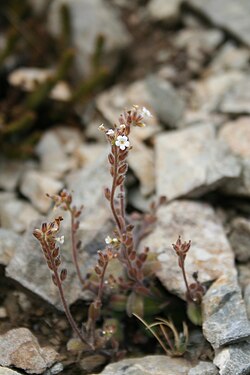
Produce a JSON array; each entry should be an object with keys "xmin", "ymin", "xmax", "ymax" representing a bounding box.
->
[
  {"xmin": 56, "ymin": 235, "xmax": 64, "ymax": 244},
  {"xmin": 105, "ymin": 236, "xmax": 118, "ymax": 245},
  {"xmin": 119, "ymin": 124, "xmax": 126, "ymax": 130},
  {"xmin": 142, "ymin": 107, "xmax": 152, "ymax": 118},
  {"xmin": 106, "ymin": 129, "xmax": 115, "ymax": 136},
  {"xmin": 98, "ymin": 124, "xmax": 106, "ymax": 131},
  {"xmin": 115, "ymin": 135, "xmax": 130, "ymax": 151}
]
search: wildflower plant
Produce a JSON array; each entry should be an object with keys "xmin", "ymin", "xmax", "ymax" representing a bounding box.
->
[{"xmin": 33, "ymin": 105, "xmax": 159, "ymax": 352}]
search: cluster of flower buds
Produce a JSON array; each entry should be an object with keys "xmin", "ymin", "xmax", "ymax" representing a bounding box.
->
[
  {"xmin": 172, "ymin": 236, "xmax": 191, "ymax": 268},
  {"xmin": 33, "ymin": 216, "xmax": 67, "ymax": 286},
  {"xmin": 172, "ymin": 236, "xmax": 205, "ymax": 304},
  {"xmin": 48, "ymin": 190, "xmax": 83, "ymax": 218}
]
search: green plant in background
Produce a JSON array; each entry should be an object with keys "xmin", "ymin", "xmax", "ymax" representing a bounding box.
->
[{"xmin": 0, "ymin": 0, "xmax": 109, "ymax": 158}]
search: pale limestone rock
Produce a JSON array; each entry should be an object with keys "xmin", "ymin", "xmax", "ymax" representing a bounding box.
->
[
  {"xmin": 0, "ymin": 328, "xmax": 58, "ymax": 374},
  {"xmin": 220, "ymin": 77, "xmax": 250, "ymax": 114},
  {"xmin": 91, "ymin": 355, "xmax": 192, "ymax": 375},
  {"xmin": 35, "ymin": 127, "xmax": 83, "ymax": 177},
  {"xmin": 0, "ymin": 198, "xmax": 40, "ymax": 233},
  {"xmin": 139, "ymin": 200, "xmax": 236, "ymax": 300},
  {"xmin": 188, "ymin": 0, "xmax": 250, "ymax": 47},
  {"xmin": 20, "ymin": 170, "xmax": 63, "ymax": 213},
  {"xmin": 156, "ymin": 123, "xmax": 240, "ymax": 200},
  {"xmin": 219, "ymin": 117, "xmax": 250, "ymax": 196},
  {"xmin": 128, "ymin": 138, "xmax": 155, "ymax": 196},
  {"xmin": 0, "ymin": 228, "xmax": 20, "ymax": 265},
  {"xmin": 202, "ymin": 274, "xmax": 250, "ymax": 349},
  {"xmin": 0, "ymin": 160, "xmax": 24, "ymax": 191},
  {"xmin": 214, "ymin": 341, "xmax": 250, "ymax": 375},
  {"xmin": 148, "ymin": 0, "xmax": 182, "ymax": 23}
]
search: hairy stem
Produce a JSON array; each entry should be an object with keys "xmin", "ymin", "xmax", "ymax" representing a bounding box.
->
[
  {"xmin": 180, "ymin": 258, "xmax": 192, "ymax": 302},
  {"xmin": 70, "ymin": 213, "xmax": 85, "ymax": 285},
  {"xmin": 110, "ymin": 146, "xmax": 123, "ymax": 235}
]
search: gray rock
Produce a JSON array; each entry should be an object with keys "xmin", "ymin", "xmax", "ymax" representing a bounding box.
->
[
  {"xmin": 0, "ymin": 160, "xmax": 23, "ymax": 191},
  {"xmin": 237, "ymin": 263, "xmax": 250, "ymax": 320},
  {"xmin": 36, "ymin": 127, "xmax": 83, "ymax": 178},
  {"xmin": 139, "ymin": 200, "xmax": 235, "ymax": 300},
  {"xmin": 228, "ymin": 217, "xmax": 250, "ymax": 262},
  {"xmin": 0, "ymin": 198, "xmax": 40, "ymax": 233},
  {"xmin": 0, "ymin": 368, "xmax": 23, "ymax": 375},
  {"xmin": 244, "ymin": 284, "xmax": 250, "ymax": 320},
  {"xmin": 202, "ymin": 274, "xmax": 250, "ymax": 349},
  {"xmin": 186, "ymin": 71, "xmax": 244, "ymax": 117},
  {"xmin": 147, "ymin": 0, "xmax": 182, "ymax": 23},
  {"xmin": 0, "ymin": 328, "xmax": 58, "ymax": 374},
  {"xmin": 48, "ymin": 0, "xmax": 131, "ymax": 77},
  {"xmin": 187, "ymin": 0, "xmax": 250, "ymax": 47},
  {"xmin": 219, "ymin": 117, "xmax": 250, "ymax": 196},
  {"xmin": 188, "ymin": 361, "xmax": 219, "ymax": 375},
  {"xmin": 208, "ymin": 42, "xmax": 250, "ymax": 73},
  {"xmin": 220, "ymin": 77, "xmax": 250, "ymax": 115},
  {"xmin": 174, "ymin": 28, "xmax": 223, "ymax": 74},
  {"xmin": 91, "ymin": 355, "xmax": 192, "ymax": 375},
  {"xmin": 6, "ymin": 215, "xmax": 111, "ymax": 310},
  {"xmin": 146, "ymin": 75, "xmax": 185, "ymax": 128},
  {"xmin": 43, "ymin": 362, "xmax": 64, "ymax": 374},
  {"xmin": 127, "ymin": 138, "xmax": 155, "ymax": 196},
  {"xmin": 96, "ymin": 80, "xmax": 161, "ymax": 141},
  {"xmin": 0, "ymin": 228, "xmax": 20, "ymax": 266},
  {"xmin": 20, "ymin": 170, "xmax": 63, "ymax": 214},
  {"xmin": 214, "ymin": 341, "xmax": 250, "ymax": 375},
  {"xmin": 156, "ymin": 123, "xmax": 241, "ymax": 200}
]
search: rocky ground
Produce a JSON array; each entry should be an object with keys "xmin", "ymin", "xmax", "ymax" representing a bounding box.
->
[{"xmin": 1, "ymin": 0, "xmax": 250, "ymax": 374}]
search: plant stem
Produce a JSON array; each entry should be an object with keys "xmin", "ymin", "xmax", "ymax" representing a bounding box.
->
[
  {"xmin": 70, "ymin": 213, "xmax": 85, "ymax": 285},
  {"xmin": 180, "ymin": 258, "xmax": 192, "ymax": 302},
  {"xmin": 42, "ymin": 239, "xmax": 92, "ymax": 348},
  {"xmin": 110, "ymin": 146, "xmax": 123, "ymax": 235}
]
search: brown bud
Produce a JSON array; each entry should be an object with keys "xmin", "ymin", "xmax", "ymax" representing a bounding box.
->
[
  {"xmin": 47, "ymin": 261, "xmax": 53, "ymax": 271},
  {"xmin": 118, "ymin": 151, "xmax": 128, "ymax": 161},
  {"xmin": 98, "ymin": 258, "xmax": 104, "ymax": 267},
  {"xmin": 52, "ymin": 274, "xmax": 58, "ymax": 286},
  {"xmin": 125, "ymin": 236, "xmax": 133, "ymax": 247},
  {"xmin": 60, "ymin": 268, "xmax": 67, "ymax": 281},
  {"xmin": 108, "ymin": 153, "xmax": 115, "ymax": 165},
  {"xmin": 33, "ymin": 229, "xmax": 42, "ymax": 240},
  {"xmin": 116, "ymin": 175, "xmax": 125, "ymax": 186},
  {"xmin": 95, "ymin": 266, "xmax": 102, "ymax": 275},
  {"xmin": 104, "ymin": 187, "xmax": 111, "ymax": 201},
  {"xmin": 54, "ymin": 256, "xmax": 61, "ymax": 267},
  {"xmin": 110, "ymin": 166, "xmax": 114, "ymax": 177},
  {"xmin": 42, "ymin": 223, "xmax": 47, "ymax": 233},
  {"xmin": 139, "ymin": 253, "xmax": 147, "ymax": 263},
  {"xmin": 136, "ymin": 259, "xmax": 143, "ymax": 269},
  {"xmin": 52, "ymin": 247, "xmax": 60, "ymax": 258},
  {"xmin": 129, "ymin": 250, "xmax": 136, "ymax": 261},
  {"xmin": 118, "ymin": 163, "xmax": 128, "ymax": 175}
]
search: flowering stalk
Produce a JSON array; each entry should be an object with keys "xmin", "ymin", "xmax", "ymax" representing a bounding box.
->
[
  {"xmin": 100, "ymin": 106, "xmax": 152, "ymax": 294},
  {"xmin": 47, "ymin": 191, "xmax": 85, "ymax": 285},
  {"xmin": 33, "ymin": 217, "xmax": 92, "ymax": 349}
]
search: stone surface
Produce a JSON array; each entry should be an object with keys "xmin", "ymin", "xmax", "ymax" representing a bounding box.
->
[
  {"xmin": 35, "ymin": 127, "xmax": 83, "ymax": 178},
  {"xmin": 175, "ymin": 28, "xmax": 223, "ymax": 74},
  {"xmin": 0, "ymin": 198, "xmax": 40, "ymax": 233},
  {"xmin": 0, "ymin": 368, "xmax": 23, "ymax": 375},
  {"xmin": 8, "ymin": 67, "xmax": 71, "ymax": 101},
  {"xmin": 20, "ymin": 170, "xmax": 63, "ymax": 213},
  {"xmin": 0, "ymin": 328, "xmax": 58, "ymax": 374},
  {"xmin": 48, "ymin": 0, "xmax": 131, "ymax": 76},
  {"xmin": 219, "ymin": 77, "xmax": 250, "ymax": 114},
  {"xmin": 219, "ymin": 117, "xmax": 250, "ymax": 196},
  {"xmin": 91, "ymin": 355, "xmax": 192, "ymax": 375},
  {"xmin": 0, "ymin": 160, "xmax": 23, "ymax": 191},
  {"xmin": 148, "ymin": 0, "xmax": 182, "ymax": 23},
  {"xmin": 188, "ymin": 0, "xmax": 250, "ymax": 47},
  {"xmin": 188, "ymin": 361, "xmax": 219, "ymax": 375},
  {"xmin": 202, "ymin": 273, "xmax": 250, "ymax": 349},
  {"xmin": 156, "ymin": 123, "xmax": 240, "ymax": 200},
  {"xmin": 139, "ymin": 200, "xmax": 236, "ymax": 300},
  {"xmin": 214, "ymin": 341, "xmax": 250, "ymax": 375},
  {"xmin": 96, "ymin": 80, "xmax": 161, "ymax": 141},
  {"xmin": 0, "ymin": 228, "xmax": 20, "ymax": 266},
  {"xmin": 6, "ymin": 215, "xmax": 111, "ymax": 309},
  {"xmin": 208, "ymin": 42, "xmax": 250, "ymax": 73},
  {"xmin": 128, "ymin": 138, "xmax": 155, "ymax": 196},
  {"xmin": 145, "ymin": 75, "xmax": 185, "ymax": 128},
  {"xmin": 7, "ymin": 157, "xmax": 114, "ymax": 309},
  {"xmin": 228, "ymin": 217, "xmax": 250, "ymax": 262}
]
